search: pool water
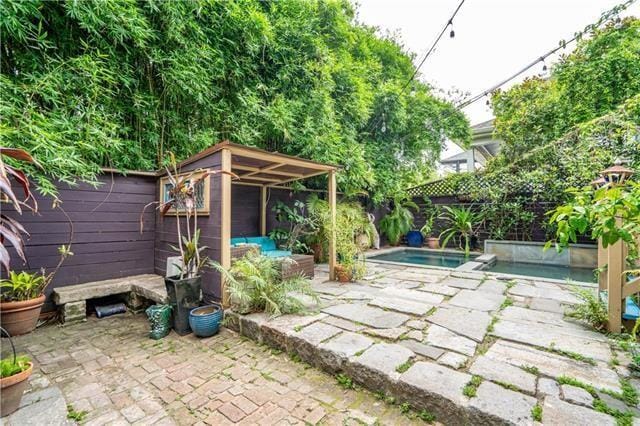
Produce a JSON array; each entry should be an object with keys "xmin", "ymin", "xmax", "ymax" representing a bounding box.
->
[
  {"xmin": 486, "ymin": 261, "xmax": 596, "ymax": 283},
  {"xmin": 369, "ymin": 249, "xmax": 475, "ymax": 268}
]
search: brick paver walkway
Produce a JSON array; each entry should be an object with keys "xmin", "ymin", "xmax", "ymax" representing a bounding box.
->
[{"xmin": 14, "ymin": 314, "xmax": 424, "ymax": 425}]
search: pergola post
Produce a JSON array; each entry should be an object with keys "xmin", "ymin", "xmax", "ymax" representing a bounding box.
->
[
  {"xmin": 328, "ymin": 170, "xmax": 337, "ymax": 281},
  {"xmin": 221, "ymin": 148, "xmax": 232, "ymax": 308},
  {"xmin": 606, "ymin": 218, "xmax": 624, "ymax": 333},
  {"xmin": 260, "ymin": 185, "xmax": 267, "ymax": 236}
]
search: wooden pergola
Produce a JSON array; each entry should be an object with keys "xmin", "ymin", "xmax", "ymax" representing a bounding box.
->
[{"xmin": 180, "ymin": 141, "xmax": 338, "ymax": 306}]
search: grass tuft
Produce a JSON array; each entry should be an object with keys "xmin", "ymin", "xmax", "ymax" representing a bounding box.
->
[
  {"xmin": 531, "ymin": 404, "xmax": 542, "ymax": 422},
  {"xmin": 463, "ymin": 375, "xmax": 482, "ymax": 398}
]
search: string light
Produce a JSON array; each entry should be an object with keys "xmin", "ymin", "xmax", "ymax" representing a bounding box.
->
[
  {"xmin": 457, "ymin": 0, "xmax": 637, "ymax": 110},
  {"xmin": 449, "ymin": 20, "xmax": 455, "ymax": 38},
  {"xmin": 541, "ymin": 58, "xmax": 547, "ymax": 72}
]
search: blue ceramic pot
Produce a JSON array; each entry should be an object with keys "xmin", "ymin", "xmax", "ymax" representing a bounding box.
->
[
  {"xmin": 189, "ymin": 304, "xmax": 223, "ymax": 337},
  {"xmin": 406, "ymin": 230, "xmax": 424, "ymax": 247}
]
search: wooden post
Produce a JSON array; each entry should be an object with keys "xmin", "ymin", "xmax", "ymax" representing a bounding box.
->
[
  {"xmin": 328, "ymin": 170, "xmax": 337, "ymax": 281},
  {"xmin": 606, "ymin": 218, "xmax": 625, "ymax": 333},
  {"xmin": 260, "ymin": 186, "xmax": 267, "ymax": 236},
  {"xmin": 221, "ymin": 148, "xmax": 232, "ymax": 308},
  {"xmin": 598, "ymin": 240, "xmax": 607, "ymax": 293}
]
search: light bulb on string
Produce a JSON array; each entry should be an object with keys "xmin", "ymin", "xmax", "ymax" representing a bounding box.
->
[
  {"xmin": 449, "ymin": 20, "xmax": 455, "ymax": 38},
  {"xmin": 541, "ymin": 58, "xmax": 547, "ymax": 72}
]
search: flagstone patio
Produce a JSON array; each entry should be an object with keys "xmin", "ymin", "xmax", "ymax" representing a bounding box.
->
[
  {"xmin": 10, "ymin": 261, "xmax": 640, "ymax": 425},
  {"xmin": 225, "ymin": 263, "xmax": 640, "ymax": 425}
]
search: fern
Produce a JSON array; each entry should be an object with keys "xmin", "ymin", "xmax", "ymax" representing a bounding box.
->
[{"xmin": 211, "ymin": 251, "xmax": 318, "ymax": 317}]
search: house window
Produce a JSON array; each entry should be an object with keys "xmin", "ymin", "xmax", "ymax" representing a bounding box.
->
[{"xmin": 159, "ymin": 170, "xmax": 211, "ymax": 215}]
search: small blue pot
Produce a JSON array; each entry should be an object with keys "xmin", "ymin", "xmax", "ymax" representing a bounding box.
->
[
  {"xmin": 406, "ymin": 230, "xmax": 424, "ymax": 247},
  {"xmin": 189, "ymin": 304, "xmax": 223, "ymax": 337}
]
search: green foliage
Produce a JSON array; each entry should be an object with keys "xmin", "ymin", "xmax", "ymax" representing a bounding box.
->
[
  {"xmin": 269, "ymin": 200, "xmax": 315, "ymax": 254},
  {"xmin": 480, "ymin": 198, "xmax": 535, "ymax": 241},
  {"xmin": 395, "ymin": 359, "xmax": 414, "ymax": 373},
  {"xmin": 419, "ymin": 198, "xmax": 439, "ymax": 237},
  {"xmin": 547, "ymin": 180, "xmax": 640, "ymax": 260},
  {"xmin": 531, "ymin": 404, "xmax": 542, "ymax": 422},
  {"xmin": 417, "ymin": 409, "xmax": 436, "ymax": 423},
  {"xmin": 0, "ymin": 355, "xmax": 30, "ymax": 378},
  {"xmin": 66, "ymin": 404, "xmax": 88, "ymax": 422},
  {"xmin": 379, "ymin": 197, "xmax": 418, "ymax": 245},
  {"xmin": 336, "ymin": 373, "xmax": 354, "ymax": 389},
  {"xmin": 462, "ymin": 375, "xmax": 482, "ymax": 398},
  {"xmin": 439, "ymin": 206, "xmax": 482, "ymax": 256},
  {"xmin": 306, "ymin": 194, "xmax": 372, "ymax": 277},
  {"xmin": 492, "ymin": 18, "xmax": 640, "ymax": 161},
  {"xmin": 1, "ymin": 0, "xmax": 469, "ymax": 199},
  {"xmin": 593, "ymin": 399, "xmax": 634, "ymax": 426},
  {"xmin": 210, "ymin": 250, "xmax": 318, "ymax": 317},
  {"xmin": 0, "ymin": 271, "xmax": 46, "ymax": 302}
]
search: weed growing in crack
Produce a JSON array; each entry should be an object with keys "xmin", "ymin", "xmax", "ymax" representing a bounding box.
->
[
  {"xmin": 463, "ymin": 375, "xmax": 482, "ymax": 398},
  {"xmin": 396, "ymin": 359, "xmax": 414, "ymax": 374},
  {"xmin": 336, "ymin": 374, "xmax": 354, "ymax": 390},
  {"xmin": 531, "ymin": 404, "xmax": 542, "ymax": 422},
  {"xmin": 520, "ymin": 365, "xmax": 540, "ymax": 375}
]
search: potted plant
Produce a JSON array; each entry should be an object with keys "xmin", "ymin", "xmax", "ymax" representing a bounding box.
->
[
  {"xmin": 1, "ymin": 329, "xmax": 33, "ymax": 417},
  {"xmin": 439, "ymin": 205, "xmax": 483, "ymax": 257},
  {"xmin": 306, "ymin": 195, "xmax": 370, "ymax": 282},
  {"xmin": 0, "ymin": 147, "xmax": 73, "ymax": 336},
  {"xmin": 379, "ymin": 196, "xmax": 419, "ymax": 246},
  {"xmin": 141, "ymin": 153, "xmax": 235, "ymax": 335},
  {"xmin": 420, "ymin": 202, "xmax": 440, "ymax": 249}
]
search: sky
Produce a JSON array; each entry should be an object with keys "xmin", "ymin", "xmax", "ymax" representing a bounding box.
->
[{"xmin": 355, "ymin": 0, "xmax": 640, "ymax": 159}]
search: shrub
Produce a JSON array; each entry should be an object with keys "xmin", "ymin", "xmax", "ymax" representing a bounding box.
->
[
  {"xmin": 211, "ymin": 251, "xmax": 317, "ymax": 317},
  {"xmin": 566, "ymin": 286, "xmax": 608, "ymax": 331}
]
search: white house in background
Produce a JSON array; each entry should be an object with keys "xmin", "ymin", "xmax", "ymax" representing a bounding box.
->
[{"xmin": 440, "ymin": 119, "xmax": 502, "ymax": 173}]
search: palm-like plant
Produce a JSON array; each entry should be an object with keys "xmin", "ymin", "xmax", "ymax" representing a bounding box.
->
[
  {"xmin": 211, "ymin": 250, "xmax": 318, "ymax": 317},
  {"xmin": 439, "ymin": 206, "xmax": 483, "ymax": 256},
  {"xmin": 379, "ymin": 197, "xmax": 419, "ymax": 246}
]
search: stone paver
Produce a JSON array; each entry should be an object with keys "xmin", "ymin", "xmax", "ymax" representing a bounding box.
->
[
  {"xmin": 448, "ymin": 289, "xmax": 506, "ymax": 312},
  {"xmin": 369, "ymin": 297, "xmax": 434, "ymax": 315},
  {"xmin": 469, "ymin": 356, "xmax": 537, "ymax": 394},
  {"xmin": 561, "ymin": 384, "xmax": 594, "ymax": 407},
  {"xmin": 469, "ymin": 381, "xmax": 536, "ymax": 425},
  {"xmin": 425, "ymin": 325, "xmax": 477, "ymax": 356},
  {"xmin": 322, "ymin": 303, "xmax": 409, "ymax": 329},
  {"xmin": 398, "ymin": 340, "xmax": 445, "ymax": 360},
  {"xmin": 440, "ymin": 277, "xmax": 480, "ymax": 289},
  {"xmin": 543, "ymin": 396, "xmax": 615, "ymax": 425},
  {"xmin": 346, "ymin": 343, "xmax": 414, "ymax": 390},
  {"xmin": 427, "ymin": 306, "xmax": 491, "ymax": 342}
]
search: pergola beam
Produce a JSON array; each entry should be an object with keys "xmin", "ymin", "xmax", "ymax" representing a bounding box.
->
[{"xmin": 232, "ymin": 164, "xmax": 304, "ymax": 178}]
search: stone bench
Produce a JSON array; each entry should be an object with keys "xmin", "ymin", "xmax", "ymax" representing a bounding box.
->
[{"xmin": 53, "ymin": 274, "xmax": 168, "ymax": 324}]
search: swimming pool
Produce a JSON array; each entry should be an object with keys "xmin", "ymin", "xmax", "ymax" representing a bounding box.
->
[
  {"xmin": 485, "ymin": 261, "xmax": 596, "ymax": 283},
  {"xmin": 369, "ymin": 249, "xmax": 476, "ymax": 268}
]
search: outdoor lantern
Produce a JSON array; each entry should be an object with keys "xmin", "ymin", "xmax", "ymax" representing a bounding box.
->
[{"xmin": 601, "ymin": 159, "xmax": 634, "ymax": 186}]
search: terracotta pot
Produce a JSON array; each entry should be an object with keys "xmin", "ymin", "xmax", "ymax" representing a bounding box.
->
[
  {"xmin": 1, "ymin": 362, "xmax": 33, "ymax": 417},
  {"xmin": 426, "ymin": 237, "xmax": 440, "ymax": 249},
  {"xmin": 335, "ymin": 265, "xmax": 352, "ymax": 283},
  {"xmin": 0, "ymin": 295, "xmax": 45, "ymax": 336}
]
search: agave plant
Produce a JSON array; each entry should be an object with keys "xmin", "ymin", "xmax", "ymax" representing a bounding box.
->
[
  {"xmin": 379, "ymin": 197, "xmax": 419, "ymax": 246},
  {"xmin": 141, "ymin": 153, "xmax": 237, "ymax": 279},
  {"xmin": 439, "ymin": 205, "xmax": 483, "ymax": 256},
  {"xmin": 0, "ymin": 147, "xmax": 39, "ymax": 272},
  {"xmin": 211, "ymin": 250, "xmax": 318, "ymax": 317}
]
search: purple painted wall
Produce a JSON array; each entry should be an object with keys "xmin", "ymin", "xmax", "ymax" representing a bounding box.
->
[{"xmin": 3, "ymin": 174, "xmax": 157, "ymax": 308}]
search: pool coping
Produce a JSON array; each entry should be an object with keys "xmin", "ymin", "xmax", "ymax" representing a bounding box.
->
[{"xmin": 365, "ymin": 246, "xmax": 595, "ymax": 287}]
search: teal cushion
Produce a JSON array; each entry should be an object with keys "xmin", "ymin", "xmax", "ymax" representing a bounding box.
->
[
  {"xmin": 230, "ymin": 237, "xmax": 247, "ymax": 246},
  {"xmin": 245, "ymin": 236, "xmax": 276, "ymax": 251},
  {"xmin": 263, "ymin": 250, "xmax": 292, "ymax": 258}
]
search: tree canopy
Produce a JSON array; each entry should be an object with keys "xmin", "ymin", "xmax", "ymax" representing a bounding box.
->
[
  {"xmin": 491, "ymin": 17, "xmax": 640, "ymax": 161},
  {"xmin": 0, "ymin": 0, "xmax": 469, "ymax": 200}
]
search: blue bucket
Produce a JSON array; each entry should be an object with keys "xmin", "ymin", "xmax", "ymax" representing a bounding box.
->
[{"xmin": 189, "ymin": 304, "xmax": 223, "ymax": 337}]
